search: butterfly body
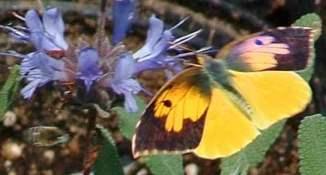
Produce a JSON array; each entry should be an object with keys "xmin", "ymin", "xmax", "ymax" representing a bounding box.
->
[
  {"xmin": 133, "ymin": 27, "xmax": 316, "ymax": 159},
  {"xmin": 200, "ymin": 58, "xmax": 254, "ymax": 120},
  {"xmin": 202, "ymin": 58, "xmax": 231, "ymax": 86}
]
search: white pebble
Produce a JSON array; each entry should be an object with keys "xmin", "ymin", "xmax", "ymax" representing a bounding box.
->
[
  {"xmin": 3, "ymin": 111, "xmax": 17, "ymax": 127},
  {"xmin": 185, "ymin": 163, "xmax": 199, "ymax": 175}
]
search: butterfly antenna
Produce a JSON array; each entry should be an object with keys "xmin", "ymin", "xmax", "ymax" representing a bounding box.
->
[
  {"xmin": 183, "ymin": 62, "xmax": 202, "ymax": 67},
  {"xmin": 175, "ymin": 46, "xmax": 216, "ymax": 58}
]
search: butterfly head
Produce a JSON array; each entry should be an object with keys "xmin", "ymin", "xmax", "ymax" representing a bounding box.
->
[{"xmin": 194, "ymin": 54, "xmax": 232, "ymax": 88}]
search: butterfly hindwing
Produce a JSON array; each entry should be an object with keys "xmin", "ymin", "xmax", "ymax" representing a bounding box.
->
[
  {"xmin": 132, "ymin": 67, "xmax": 212, "ymax": 157},
  {"xmin": 218, "ymin": 27, "xmax": 314, "ymax": 72},
  {"xmin": 193, "ymin": 87, "xmax": 260, "ymax": 159},
  {"xmin": 190, "ymin": 64, "xmax": 312, "ymax": 159},
  {"xmin": 230, "ymin": 70, "xmax": 312, "ymax": 129}
]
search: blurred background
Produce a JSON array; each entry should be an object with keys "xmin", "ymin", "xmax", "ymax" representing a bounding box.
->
[{"xmin": 0, "ymin": 0, "xmax": 325, "ymax": 174}]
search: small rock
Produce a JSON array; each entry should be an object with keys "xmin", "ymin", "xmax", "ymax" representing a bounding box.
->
[
  {"xmin": 43, "ymin": 150, "xmax": 55, "ymax": 164},
  {"xmin": 136, "ymin": 168, "xmax": 148, "ymax": 175},
  {"xmin": 8, "ymin": 171, "xmax": 16, "ymax": 175},
  {"xmin": 4, "ymin": 160, "xmax": 12, "ymax": 169},
  {"xmin": 3, "ymin": 111, "xmax": 17, "ymax": 127},
  {"xmin": 1, "ymin": 140, "xmax": 23, "ymax": 160},
  {"xmin": 185, "ymin": 163, "xmax": 199, "ymax": 175}
]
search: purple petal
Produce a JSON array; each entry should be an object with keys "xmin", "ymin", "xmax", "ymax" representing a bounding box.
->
[
  {"xmin": 133, "ymin": 59, "xmax": 163, "ymax": 74},
  {"xmin": 25, "ymin": 10, "xmax": 43, "ymax": 33},
  {"xmin": 131, "ymin": 16, "xmax": 204, "ymax": 75},
  {"xmin": 40, "ymin": 37, "xmax": 62, "ymax": 51},
  {"xmin": 77, "ymin": 48, "xmax": 102, "ymax": 92},
  {"xmin": 108, "ymin": 53, "xmax": 142, "ymax": 112},
  {"xmin": 22, "ymin": 52, "xmax": 64, "ymax": 76},
  {"xmin": 132, "ymin": 15, "xmax": 164, "ymax": 59},
  {"xmin": 20, "ymin": 52, "xmax": 63, "ymax": 99},
  {"xmin": 24, "ymin": 10, "xmax": 44, "ymax": 50},
  {"xmin": 20, "ymin": 52, "xmax": 68, "ymax": 90},
  {"xmin": 132, "ymin": 30, "xmax": 174, "ymax": 73},
  {"xmin": 144, "ymin": 15, "xmax": 165, "ymax": 48},
  {"xmin": 113, "ymin": 53, "xmax": 135, "ymax": 81},
  {"xmin": 143, "ymin": 30, "xmax": 173, "ymax": 61},
  {"xmin": 124, "ymin": 92, "xmax": 138, "ymax": 112},
  {"xmin": 110, "ymin": 79, "xmax": 141, "ymax": 112},
  {"xmin": 43, "ymin": 8, "xmax": 65, "ymax": 36},
  {"xmin": 23, "ymin": 9, "xmax": 68, "ymax": 51},
  {"xmin": 111, "ymin": 79, "xmax": 141, "ymax": 94},
  {"xmin": 20, "ymin": 79, "xmax": 42, "ymax": 99},
  {"xmin": 112, "ymin": 0, "xmax": 136, "ymax": 44},
  {"xmin": 42, "ymin": 8, "xmax": 68, "ymax": 50}
]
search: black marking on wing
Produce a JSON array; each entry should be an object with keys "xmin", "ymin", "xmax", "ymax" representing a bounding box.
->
[
  {"xmin": 262, "ymin": 27, "xmax": 313, "ymax": 71},
  {"xmin": 134, "ymin": 104, "xmax": 207, "ymax": 152}
]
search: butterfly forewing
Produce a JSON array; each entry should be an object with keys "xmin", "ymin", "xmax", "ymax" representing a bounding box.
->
[
  {"xmin": 132, "ymin": 67, "xmax": 212, "ymax": 157},
  {"xmin": 219, "ymin": 27, "xmax": 315, "ymax": 72}
]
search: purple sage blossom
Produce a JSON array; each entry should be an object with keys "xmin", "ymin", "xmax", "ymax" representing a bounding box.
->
[
  {"xmin": 1, "ymin": 8, "xmax": 68, "ymax": 54},
  {"xmin": 0, "ymin": 8, "xmax": 70, "ymax": 98},
  {"xmin": 132, "ymin": 15, "xmax": 204, "ymax": 75},
  {"xmin": 112, "ymin": 0, "xmax": 136, "ymax": 45},
  {"xmin": 20, "ymin": 52, "xmax": 68, "ymax": 99},
  {"xmin": 102, "ymin": 53, "xmax": 142, "ymax": 112},
  {"xmin": 77, "ymin": 48, "xmax": 102, "ymax": 92},
  {"xmin": 0, "ymin": 5, "xmax": 206, "ymax": 113}
]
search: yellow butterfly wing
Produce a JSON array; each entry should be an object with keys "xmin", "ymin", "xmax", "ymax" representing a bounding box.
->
[
  {"xmin": 133, "ymin": 68, "xmax": 311, "ymax": 159},
  {"xmin": 230, "ymin": 70, "xmax": 311, "ymax": 129},
  {"xmin": 132, "ymin": 67, "xmax": 212, "ymax": 157},
  {"xmin": 189, "ymin": 27, "xmax": 313, "ymax": 158},
  {"xmin": 193, "ymin": 87, "xmax": 260, "ymax": 159},
  {"xmin": 192, "ymin": 70, "xmax": 311, "ymax": 159}
]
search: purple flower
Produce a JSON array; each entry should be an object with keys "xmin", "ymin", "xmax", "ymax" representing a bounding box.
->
[
  {"xmin": 77, "ymin": 48, "xmax": 102, "ymax": 92},
  {"xmin": 1, "ymin": 8, "xmax": 68, "ymax": 53},
  {"xmin": 27, "ymin": 8, "xmax": 68, "ymax": 51},
  {"xmin": 132, "ymin": 15, "xmax": 203, "ymax": 75},
  {"xmin": 112, "ymin": 0, "xmax": 136, "ymax": 45},
  {"xmin": 0, "ymin": 6, "xmax": 208, "ymax": 114},
  {"xmin": 104, "ymin": 53, "xmax": 142, "ymax": 112},
  {"xmin": 20, "ymin": 52, "xmax": 68, "ymax": 98},
  {"xmin": 0, "ymin": 8, "xmax": 71, "ymax": 99}
]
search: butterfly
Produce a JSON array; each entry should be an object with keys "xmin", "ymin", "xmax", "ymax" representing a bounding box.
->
[{"xmin": 132, "ymin": 27, "xmax": 316, "ymax": 159}]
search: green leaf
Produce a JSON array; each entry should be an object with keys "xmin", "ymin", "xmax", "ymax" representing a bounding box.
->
[
  {"xmin": 113, "ymin": 96, "xmax": 145, "ymax": 139},
  {"xmin": 293, "ymin": 13, "xmax": 322, "ymax": 40},
  {"xmin": 145, "ymin": 155, "xmax": 183, "ymax": 175},
  {"xmin": 293, "ymin": 13, "xmax": 321, "ymax": 81},
  {"xmin": 221, "ymin": 121, "xmax": 285, "ymax": 175},
  {"xmin": 294, "ymin": 14, "xmax": 323, "ymax": 175},
  {"xmin": 298, "ymin": 114, "xmax": 326, "ymax": 175},
  {"xmin": 94, "ymin": 125, "xmax": 124, "ymax": 175},
  {"xmin": 0, "ymin": 65, "xmax": 20, "ymax": 120}
]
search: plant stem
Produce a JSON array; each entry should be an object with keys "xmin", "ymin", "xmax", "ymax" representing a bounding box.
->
[
  {"xmin": 83, "ymin": 106, "xmax": 97, "ymax": 175},
  {"xmin": 96, "ymin": 0, "xmax": 109, "ymax": 50}
]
